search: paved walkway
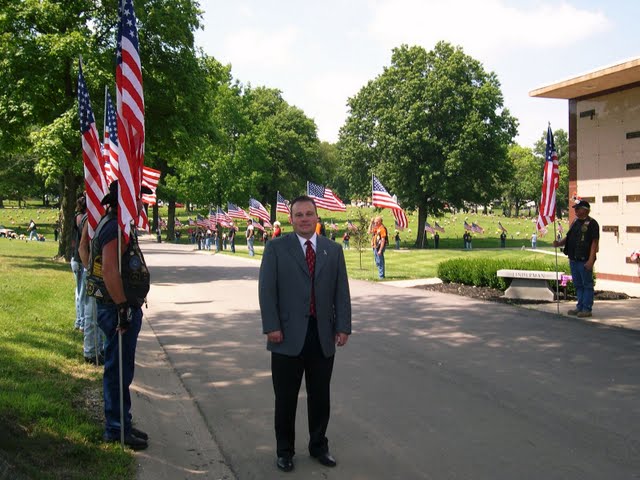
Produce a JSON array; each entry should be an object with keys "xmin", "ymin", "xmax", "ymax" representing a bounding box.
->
[{"xmin": 131, "ymin": 239, "xmax": 640, "ymax": 479}]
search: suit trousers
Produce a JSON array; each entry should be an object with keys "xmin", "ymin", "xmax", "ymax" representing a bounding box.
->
[{"xmin": 271, "ymin": 316, "xmax": 335, "ymax": 458}]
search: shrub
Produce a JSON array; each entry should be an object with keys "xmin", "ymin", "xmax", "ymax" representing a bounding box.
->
[{"xmin": 437, "ymin": 257, "xmax": 588, "ymax": 296}]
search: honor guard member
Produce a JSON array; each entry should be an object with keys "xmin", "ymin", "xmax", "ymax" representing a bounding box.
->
[
  {"xmin": 553, "ymin": 200, "xmax": 599, "ymax": 318},
  {"xmin": 86, "ymin": 180, "xmax": 152, "ymax": 449}
]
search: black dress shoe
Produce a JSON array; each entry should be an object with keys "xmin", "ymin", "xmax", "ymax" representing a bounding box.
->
[
  {"xmin": 312, "ymin": 452, "xmax": 337, "ymax": 467},
  {"xmin": 103, "ymin": 433, "xmax": 148, "ymax": 450},
  {"xmin": 276, "ymin": 456, "xmax": 294, "ymax": 472},
  {"xmin": 131, "ymin": 427, "xmax": 148, "ymax": 440}
]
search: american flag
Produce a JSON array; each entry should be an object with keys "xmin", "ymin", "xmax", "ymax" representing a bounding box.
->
[
  {"xmin": 537, "ymin": 125, "xmax": 559, "ymax": 232},
  {"xmin": 557, "ymin": 221, "xmax": 564, "ymax": 236},
  {"xmin": 347, "ymin": 220, "xmax": 356, "ymax": 231},
  {"xmin": 103, "ymin": 90, "xmax": 118, "ymax": 184},
  {"xmin": 471, "ymin": 222, "xmax": 485, "ymax": 234},
  {"xmin": 227, "ymin": 202, "xmax": 250, "ymax": 220},
  {"xmin": 196, "ymin": 214, "xmax": 207, "ymax": 227},
  {"xmin": 276, "ymin": 191, "xmax": 290, "ymax": 214},
  {"xmin": 424, "ymin": 221, "xmax": 435, "ymax": 234},
  {"xmin": 252, "ymin": 221, "xmax": 265, "ymax": 233},
  {"xmin": 434, "ymin": 222, "xmax": 445, "ymax": 233},
  {"xmin": 216, "ymin": 206, "xmax": 232, "ymax": 227},
  {"xmin": 249, "ymin": 198, "xmax": 271, "ymax": 224},
  {"xmin": 464, "ymin": 221, "xmax": 473, "ymax": 232},
  {"xmin": 158, "ymin": 217, "xmax": 167, "ymax": 228},
  {"xmin": 371, "ymin": 175, "xmax": 408, "ymax": 229},
  {"xmin": 175, "ymin": 218, "xmax": 182, "ymax": 227},
  {"xmin": 115, "ymin": 0, "xmax": 145, "ymax": 240},
  {"xmin": 498, "ymin": 221, "xmax": 507, "ymax": 233},
  {"xmin": 137, "ymin": 205, "xmax": 149, "ymax": 232},
  {"xmin": 77, "ymin": 61, "xmax": 107, "ymax": 239},
  {"xmin": 209, "ymin": 208, "xmax": 217, "ymax": 227},
  {"xmin": 307, "ymin": 181, "xmax": 346, "ymax": 212},
  {"xmin": 141, "ymin": 166, "xmax": 160, "ymax": 204},
  {"xmin": 188, "ymin": 218, "xmax": 195, "ymax": 226}
]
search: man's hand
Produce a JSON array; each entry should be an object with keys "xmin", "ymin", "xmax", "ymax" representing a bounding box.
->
[
  {"xmin": 585, "ymin": 259, "xmax": 594, "ymax": 271},
  {"xmin": 117, "ymin": 302, "xmax": 132, "ymax": 333},
  {"xmin": 267, "ymin": 330, "xmax": 283, "ymax": 343},
  {"xmin": 335, "ymin": 333, "xmax": 349, "ymax": 347}
]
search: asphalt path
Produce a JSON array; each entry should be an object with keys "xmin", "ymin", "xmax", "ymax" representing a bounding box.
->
[{"xmin": 142, "ymin": 240, "xmax": 640, "ymax": 480}]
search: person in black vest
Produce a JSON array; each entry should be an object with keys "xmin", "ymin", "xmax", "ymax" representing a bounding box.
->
[
  {"xmin": 500, "ymin": 231, "xmax": 506, "ymax": 248},
  {"xmin": 83, "ymin": 181, "xmax": 152, "ymax": 450},
  {"xmin": 553, "ymin": 200, "xmax": 599, "ymax": 318}
]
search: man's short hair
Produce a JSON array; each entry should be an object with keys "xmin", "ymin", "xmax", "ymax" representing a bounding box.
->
[{"xmin": 289, "ymin": 195, "xmax": 317, "ymax": 213}]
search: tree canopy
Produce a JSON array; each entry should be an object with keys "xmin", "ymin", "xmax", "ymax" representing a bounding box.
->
[{"xmin": 338, "ymin": 42, "xmax": 518, "ymax": 244}]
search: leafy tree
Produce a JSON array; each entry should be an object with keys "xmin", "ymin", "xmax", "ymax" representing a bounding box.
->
[
  {"xmin": 503, "ymin": 144, "xmax": 538, "ymax": 216},
  {"xmin": 533, "ymin": 128, "xmax": 569, "ymax": 218},
  {"xmin": 338, "ymin": 42, "xmax": 517, "ymax": 245}
]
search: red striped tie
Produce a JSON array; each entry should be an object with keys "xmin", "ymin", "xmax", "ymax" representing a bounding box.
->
[{"xmin": 305, "ymin": 240, "xmax": 316, "ymax": 316}]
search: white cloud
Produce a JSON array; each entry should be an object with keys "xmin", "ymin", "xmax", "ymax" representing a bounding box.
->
[
  {"xmin": 221, "ymin": 26, "xmax": 300, "ymax": 69},
  {"xmin": 368, "ymin": 0, "xmax": 611, "ymax": 57}
]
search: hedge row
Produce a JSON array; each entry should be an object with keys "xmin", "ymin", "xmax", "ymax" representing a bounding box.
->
[{"xmin": 437, "ymin": 257, "xmax": 582, "ymax": 295}]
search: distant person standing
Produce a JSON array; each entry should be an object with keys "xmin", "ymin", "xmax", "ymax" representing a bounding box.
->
[
  {"xmin": 316, "ymin": 217, "xmax": 326, "ymax": 237},
  {"xmin": 27, "ymin": 219, "xmax": 37, "ymax": 241},
  {"xmin": 272, "ymin": 221, "xmax": 282, "ymax": 239},
  {"xmin": 500, "ymin": 231, "xmax": 506, "ymax": 248},
  {"xmin": 463, "ymin": 231, "xmax": 472, "ymax": 250},
  {"xmin": 553, "ymin": 200, "xmax": 599, "ymax": 318},
  {"xmin": 246, "ymin": 219, "xmax": 255, "ymax": 256},
  {"xmin": 433, "ymin": 232, "xmax": 440, "ymax": 249},
  {"xmin": 228, "ymin": 224, "xmax": 236, "ymax": 253},
  {"xmin": 71, "ymin": 196, "xmax": 88, "ymax": 331},
  {"xmin": 394, "ymin": 231, "xmax": 400, "ymax": 250},
  {"xmin": 531, "ymin": 232, "xmax": 537, "ymax": 249},
  {"xmin": 342, "ymin": 231, "xmax": 350, "ymax": 250},
  {"xmin": 369, "ymin": 216, "xmax": 388, "ymax": 279},
  {"xmin": 54, "ymin": 227, "xmax": 59, "ymax": 242}
]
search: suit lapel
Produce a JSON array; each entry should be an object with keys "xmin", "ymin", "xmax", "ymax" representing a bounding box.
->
[
  {"xmin": 286, "ymin": 233, "xmax": 310, "ymax": 276},
  {"xmin": 315, "ymin": 236, "xmax": 328, "ymax": 278}
]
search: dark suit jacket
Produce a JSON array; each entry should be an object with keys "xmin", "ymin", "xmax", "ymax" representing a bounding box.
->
[{"xmin": 259, "ymin": 233, "xmax": 351, "ymax": 357}]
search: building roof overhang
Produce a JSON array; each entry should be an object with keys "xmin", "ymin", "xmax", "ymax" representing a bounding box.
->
[{"xmin": 529, "ymin": 57, "xmax": 640, "ymax": 100}]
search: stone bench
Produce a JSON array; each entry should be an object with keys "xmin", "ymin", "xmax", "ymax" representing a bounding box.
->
[{"xmin": 496, "ymin": 269, "xmax": 565, "ymax": 301}]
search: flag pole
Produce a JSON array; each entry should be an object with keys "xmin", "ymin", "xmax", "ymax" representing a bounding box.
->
[
  {"xmin": 553, "ymin": 222, "xmax": 560, "ymax": 315},
  {"xmin": 117, "ymin": 222, "xmax": 125, "ymax": 448}
]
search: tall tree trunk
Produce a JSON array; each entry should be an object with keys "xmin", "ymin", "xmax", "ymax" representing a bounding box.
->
[
  {"xmin": 58, "ymin": 169, "xmax": 80, "ymax": 261},
  {"xmin": 167, "ymin": 201, "xmax": 176, "ymax": 241},
  {"xmin": 415, "ymin": 203, "xmax": 427, "ymax": 247},
  {"xmin": 152, "ymin": 203, "xmax": 159, "ymax": 232}
]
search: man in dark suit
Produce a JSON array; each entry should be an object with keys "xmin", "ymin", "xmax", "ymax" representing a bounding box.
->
[{"xmin": 259, "ymin": 195, "xmax": 352, "ymax": 472}]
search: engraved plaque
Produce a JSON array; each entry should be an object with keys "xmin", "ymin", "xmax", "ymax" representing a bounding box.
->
[
  {"xmin": 602, "ymin": 226, "xmax": 619, "ymax": 233},
  {"xmin": 627, "ymin": 163, "xmax": 640, "ymax": 170},
  {"xmin": 580, "ymin": 109, "xmax": 595, "ymax": 119},
  {"xmin": 627, "ymin": 195, "xmax": 640, "ymax": 203},
  {"xmin": 581, "ymin": 196, "xmax": 595, "ymax": 203},
  {"xmin": 602, "ymin": 196, "xmax": 618, "ymax": 203},
  {"xmin": 627, "ymin": 226, "xmax": 640, "ymax": 233}
]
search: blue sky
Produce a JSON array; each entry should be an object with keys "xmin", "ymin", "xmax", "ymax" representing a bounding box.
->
[{"xmin": 195, "ymin": 0, "xmax": 640, "ymax": 148}]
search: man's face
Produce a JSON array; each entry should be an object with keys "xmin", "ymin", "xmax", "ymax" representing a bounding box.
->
[
  {"xmin": 575, "ymin": 207, "xmax": 589, "ymax": 219},
  {"xmin": 290, "ymin": 201, "xmax": 318, "ymax": 238}
]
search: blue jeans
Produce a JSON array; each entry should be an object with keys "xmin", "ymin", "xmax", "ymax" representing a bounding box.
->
[
  {"xmin": 71, "ymin": 259, "xmax": 90, "ymax": 329},
  {"xmin": 569, "ymin": 260, "xmax": 594, "ymax": 312},
  {"xmin": 230, "ymin": 239, "xmax": 235, "ymax": 253},
  {"xmin": 373, "ymin": 247, "xmax": 385, "ymax": 278},
  {"xmin": 97, "ymin": 303, "xmax": 142, "ymax": 439},
  {"xmin": 248, "ymin": 237, "xmax": 255, "ymax": 256}
]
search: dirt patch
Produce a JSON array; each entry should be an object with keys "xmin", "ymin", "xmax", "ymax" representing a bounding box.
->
[{"xmin": 413, "ymin": 282, "xmax": 630, "ymax": 304}]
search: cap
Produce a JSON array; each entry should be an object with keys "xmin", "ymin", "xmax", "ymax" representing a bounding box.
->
[
  {"xmin": 101, "ymin": 180, "xmax": 153, "ymax": 206},
  {"xmin": 572, "ymin": 200, "xmax": 590, "ymax": 210}
]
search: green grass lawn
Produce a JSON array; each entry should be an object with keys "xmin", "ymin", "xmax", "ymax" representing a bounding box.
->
[{"xmin": 0, "ymin": 239, "xmax": 134, "ymax": 479}]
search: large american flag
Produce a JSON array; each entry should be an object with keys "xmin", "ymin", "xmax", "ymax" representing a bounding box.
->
[
  {"xmin": 227, "ymin": 202, "xmax": 250, "ymax": 220},
  {"xmin": 307, "ymin": 181, "xmax": 346, "ymax": 212},
  {"xmin": 464, "ymin": 221, "xmax": 473, "ymax": 232},
  {"xmin": 216, "ymin": 206, "xmax": 232, "ymax": 227},
  {"xmin": 276, "ymin": 191, "xmax": 290, "ymax": 214},
  {"xmin": 498, "ymin": 221, "xmax": 507, "ymax": 233},
  {"xmin": 424, "ymin": 221, "xmax": 435, "ymax": 234},
  {"xmin": 371, "ymin": 175, "xmax": 408, "ymax": 229},
  {"xmin": 103, "ymin": 90, "xmax": 118, "ymax": 184},
  {"xmin": 434, "ymin": 222, "xmax": 445, "ymax": 233},
  {"xmin": 77, "ymin": 62, "xmax": 107, "ymax": 239},
  {"xmin": 116, "ymin": 0, "xmax": 145, "ymax": 240},
  {"xmin": 196, "ymin": 214, "xmax": 207, "ymax": 228},
  {"xmin": 141, "ymin": 166, "xmax": 160, "ymax": 204},
  {"xmin": 249, "ymin": 198, "xmax": 272, "ymax": 225},
  {"xmin": 471, "ymin": 222, "xmax": 485, "ymax": 234},
  {"xmin": 537, "ymin": 125, "xmax": 559, "ymax": 232}
]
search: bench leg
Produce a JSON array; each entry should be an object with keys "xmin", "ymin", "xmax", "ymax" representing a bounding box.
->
[{"xmin": 503, "ymin": 278, "xmax": 556, "ymax": 301}]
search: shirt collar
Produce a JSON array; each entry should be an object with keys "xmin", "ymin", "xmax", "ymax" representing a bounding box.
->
[{"xmin": 296, "ymin": 232, "xmax": 317, "ymax": 251}]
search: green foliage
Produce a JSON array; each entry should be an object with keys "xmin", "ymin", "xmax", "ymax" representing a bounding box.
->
[
  {"xmin": 437, "ymin": 256, "xmax": 581, "ymax": 295},
  {"xmin": 338, "ymin": 41, "xmax": 518, "ymax": 245},
  {"xmin": 0, "ymin": 239, "xmax": 134, "ymax": 479}
]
